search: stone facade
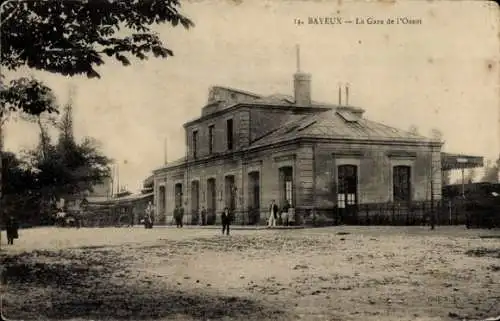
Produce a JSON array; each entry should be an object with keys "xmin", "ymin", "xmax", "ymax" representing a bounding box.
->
[{"xmin": 152, "ymin": 75, "xmax": 443, "ymax": 225}]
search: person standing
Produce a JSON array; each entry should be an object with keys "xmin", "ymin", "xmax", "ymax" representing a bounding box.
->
[
  {"xmin": 173, "ymin": 205, "xmax": 180, "ymax": 228},
  {"xmin": 282, "ymin": 200, "xmax": 291, "ymax": 226},
  {"xmin": 174, "ymin": 205, "xmax": 184, "ymax": 228},
  {"xmin": 179, "ymin": 206, "xmax": 184, "ymax": 228},
  {"xmin": 268, "ymin": 200, "xmax": 278, "ymax": 227},
  {"xmin": 221, "ymin": 207, "xmax": 232, "ymax": 235},
  {"xmin": 6, "ymin": 216, "xmax": 19, "ymax": 245},
  {"xmin": 144, "ymin": 201, "xmax": 154, "ymax": 229},
  {"xmin": 200, "ymin": 206, "xmax": 207, "ymax": 226}
]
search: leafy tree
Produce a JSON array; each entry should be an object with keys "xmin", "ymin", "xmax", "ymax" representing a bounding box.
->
[
  {"xmin": 1, "ymin": 0, "xmax": 194, "ymax": 79},
  {"xmin": 481, "ymin": 158, "xmax": 499, "ymax": 183},
  {"xmin": 0, "ymin": 0, "xmax": 193, "ymax": 232},
  {"xmin": 29, "ymin": 137, "xmax": 112, "ymax": 202},
  {"xmin": 24, "ymin": 97, "xmax": 112, "ymax": 206},
  {"xmin": 1, "ymin": 152, "xmax": 47, "ymax": 226},
  {"xmin": 466, "ymin": 168, "xmax": 476, "ymax": 184}
]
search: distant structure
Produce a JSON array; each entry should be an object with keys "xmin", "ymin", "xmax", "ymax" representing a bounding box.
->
[{"xmin": 151, "ymin": 47, "xmax": 482, "ymax": 225}]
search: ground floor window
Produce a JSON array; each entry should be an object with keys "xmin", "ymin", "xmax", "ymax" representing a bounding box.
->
[
  {"xmin": 279, "ymin": 166, "xmax": 293, "ymax": 207},
  {"xmin": 225, "ymin": 175, "xmax": 236, "ymax": 211},
  {"xmin": 337, "ymin": 164, "xmax": 358, "ymax": 208},
  {"xmin": 393, "ymin": 165, "xmax": 411, "ymax": 202}
]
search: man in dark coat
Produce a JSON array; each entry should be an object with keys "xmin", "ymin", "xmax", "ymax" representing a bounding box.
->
[
  {"xmin": 174, "ymin": 205, "xmax": 184, "ymax": 228},
  {"xmin": 221, "ymin": 207, "xmax": 232, "ymax": 235},
  {"xmin": 200, "ymin": 206, "xmax": 207, "ymax": 226},
  {"xmin": 6, "ymin": 216, "xmax": 19, "ymax": 245}
]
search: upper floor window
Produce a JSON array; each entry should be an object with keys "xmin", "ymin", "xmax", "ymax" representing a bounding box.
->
[
  {"xmin": 226, "ymin": 119, "xmax": 233, "ymax": 151},
  {"xmin": 192, "ymin": 130, "xmax": 198, "ymax": 159},
  {"xmin": 393, "ymin": 165, "xmax": 411, "ymax": 202},
  {"xmin": 208, "ymin": 125, "xmax": 215, "ymax": 154}
]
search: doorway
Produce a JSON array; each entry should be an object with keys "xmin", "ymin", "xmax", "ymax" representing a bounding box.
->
[
  {"xmin": 191, "ymin": 180, "xmax": 200, "ymax": 224},
  {"xmin": 337, "ymin": 165, "xmax": 358, "ymax": 223},
  {"xmin": 225, "ymin": 175, "xmax": 236, "ymax": 212},
  {"xmin": 206, "ymin": 178, "xmax": 216, "ymax": 225},
  {"xmin": 248, "ymin": 171, "xmax": 260, "ymax": 225}
]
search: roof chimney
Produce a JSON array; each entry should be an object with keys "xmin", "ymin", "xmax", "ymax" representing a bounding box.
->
[
  {"xmin": 338, "ymin": 84, "xmax": 342, "ymax": 105},
  {"xmin": 345, "ymin": 83, "xmax": 349, "ymax": 106},
  {"xmin": 294, "ymin": 45, "xmax": 311, "ymax": 106}
]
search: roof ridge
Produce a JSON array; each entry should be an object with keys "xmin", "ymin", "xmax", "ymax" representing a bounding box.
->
[
  {"xmin": 362, "ymin": 118, "xmax": 431, "ymax": 139},
  {"xmin": 212, "ymin": 86, "xmax": 262, "ymax": 98}
]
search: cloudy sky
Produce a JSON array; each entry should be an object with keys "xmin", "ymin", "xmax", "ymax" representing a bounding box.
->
[{"xmin": 4, "ymin": 0, "xmax": 499, "ymax": 192}]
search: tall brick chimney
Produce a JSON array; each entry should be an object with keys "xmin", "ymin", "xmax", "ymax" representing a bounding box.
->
[{"xmin": 294, "ymin": 45, "xmax": 312, "ymax": 106}]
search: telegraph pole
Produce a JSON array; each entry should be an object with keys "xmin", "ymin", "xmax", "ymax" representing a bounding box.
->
[{"xmin": 164, "ymin": 137, "xmax": 168, "ymax": 165}]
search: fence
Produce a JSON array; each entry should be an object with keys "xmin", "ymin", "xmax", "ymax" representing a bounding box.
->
[
  {"xmin": 74, "ymin": 197, "xmax": 498, "ymax": 228},
  {"xmin": 307, "ymin": 200, "xmax": 469, "ymax": 226}
]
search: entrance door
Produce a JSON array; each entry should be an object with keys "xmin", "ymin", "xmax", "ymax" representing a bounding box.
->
[
  {"xmin": 191, "ymin": 181, "xmax": 200, "ymax": 224},
  {"xmin": 279, "ymin": 166, "xmax": 294, "ymax": 208},
  {"xmin": 248, "ymin": 171, "xmax": 260, "ymax": 225},
  {"xmin": 206, "ymin": 178, "xmax": 216, "ymax": 225},
  {"xmin": 174, "ymin": 183, "xmax": 183, "ymax": 208},
  {"xmin": 337, "ymin": 165, "xmax": 358, "ymax": 223},
  {"xmin": 225, "ymin": 175, "xmax": 236, "ymax": 212}
]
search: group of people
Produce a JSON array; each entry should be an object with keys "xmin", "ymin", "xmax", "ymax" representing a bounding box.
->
[
  {"xmin": 172, "ymin": 205, "xmax": 232, "ymax": 235},
  {"xmin": 143, "ymin": 201, "xmax": 154, "ymax": 229},
  {"xmin": 140, "ymin": 199, "xmax": 292, "ymax": 233},
  {"xmin": 267, "ymin": 199, "xmax": 292, "ymax": 227}
]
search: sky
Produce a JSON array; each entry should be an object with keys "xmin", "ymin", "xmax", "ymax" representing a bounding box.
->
[{"xmin": 3, "ymin": 0, "xmax": 499, "ymax": 192}]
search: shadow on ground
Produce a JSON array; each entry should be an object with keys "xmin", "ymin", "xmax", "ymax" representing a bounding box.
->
[
  {"xmin": 1, "ymin": 249, "xmax": 285, "ymax": 320},
  {"xmin": 465, "ymin": 247, "xmax": 500, "ymax": 259}
]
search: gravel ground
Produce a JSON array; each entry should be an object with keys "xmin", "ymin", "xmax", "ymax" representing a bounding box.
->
[{"xmin": 1, "ymin": 226, "xmax": 499, "ymax": 321}]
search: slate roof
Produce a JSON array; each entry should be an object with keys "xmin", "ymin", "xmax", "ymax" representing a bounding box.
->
[
  {"xmin": 87, "ymin": 192, "xmax": 154, "ymax": 206},
  {"xmin": 250, "ymin": 108, "xmax": 438, "ymax": 148}
]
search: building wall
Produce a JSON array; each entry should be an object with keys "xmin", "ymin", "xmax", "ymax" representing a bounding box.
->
[
  {"xmin": 154, "ymin": 139, "xmax": 441, "ymax": 224},
  {"xmin": 249, "ymin": 109, "xmax": 291, "ymax": 142},
  {"xmin": 313, "ymin": 142, "xmax": 442, "ymax": 208},
  {"xmin": 184, "ymin": 107, "xmax": 325, "ymax": 160},
  {"xmin": 157, "ymin": 142, "xmax": 303, "ymax": 224},
  {"xmin": 249, "ymin": 108, "xmax": 320, "ymax": 142},
  {"xmin": 185, "ymin": 109, "xmax": 244, "ymax": 159}
]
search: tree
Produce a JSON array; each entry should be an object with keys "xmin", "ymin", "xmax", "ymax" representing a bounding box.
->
[
  {"xmin": 1, "ymin": 0, "xmax": 194, "ymax": 80},
  {"xmin": 24, "ymin": 96, "xmax": 113, "ymax": 206},
  {"xmin": 466, "ymin": 168, "xmax": 476, "ymax": 184},
  {"xmin": 0, "ymin": 0, "xmax": 193, "ymax": 235},
  {"xmin": 481, "ymin": 159, "xmax": 499, "ymax": 183},
  {"xmin": 23, "ymin": 134, "xmax": 112, "ymax": 213},
  {"xmin": 1, "ymin": 152, "xmax": 47, "ymax": 226}
]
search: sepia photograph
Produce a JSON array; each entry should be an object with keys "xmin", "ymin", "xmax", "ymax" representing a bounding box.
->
[{"xmin": 0, "ymin": 0, "xmax": 499, "ymax": 320}]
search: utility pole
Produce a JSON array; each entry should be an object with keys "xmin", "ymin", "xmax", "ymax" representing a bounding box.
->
[
  {"xmin": 116, "ymin": 163, "xmax": 120, "ymax": 194},
  {"xmin": 164, "ymin": 137, "xmax": 168, "ymax": 165},
  {"xmin": 457, "ymin": 158, "xmax": 468, "ymax": 198}
]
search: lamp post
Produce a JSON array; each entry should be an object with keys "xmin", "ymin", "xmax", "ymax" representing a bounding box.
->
[{"xmin": 457, "ymin": 158, "xmax": 468, "ymax": 198}]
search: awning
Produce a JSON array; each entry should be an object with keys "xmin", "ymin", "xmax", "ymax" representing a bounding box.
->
[{"xmin": 441, "ymin": 153, "xmax": 484, "ymax": 171}]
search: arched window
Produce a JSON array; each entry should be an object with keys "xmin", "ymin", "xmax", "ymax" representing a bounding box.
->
[
  {"xmin": 174, "ymin": 183, "xmax": 183, "ymax": 208},
  {"xmin": 159, "ymin": 185, "xmax": 166, "ymax": 213},
  {"xmin": 279, "ymin": 166, "xmax": 294, "ymax": 207}
]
